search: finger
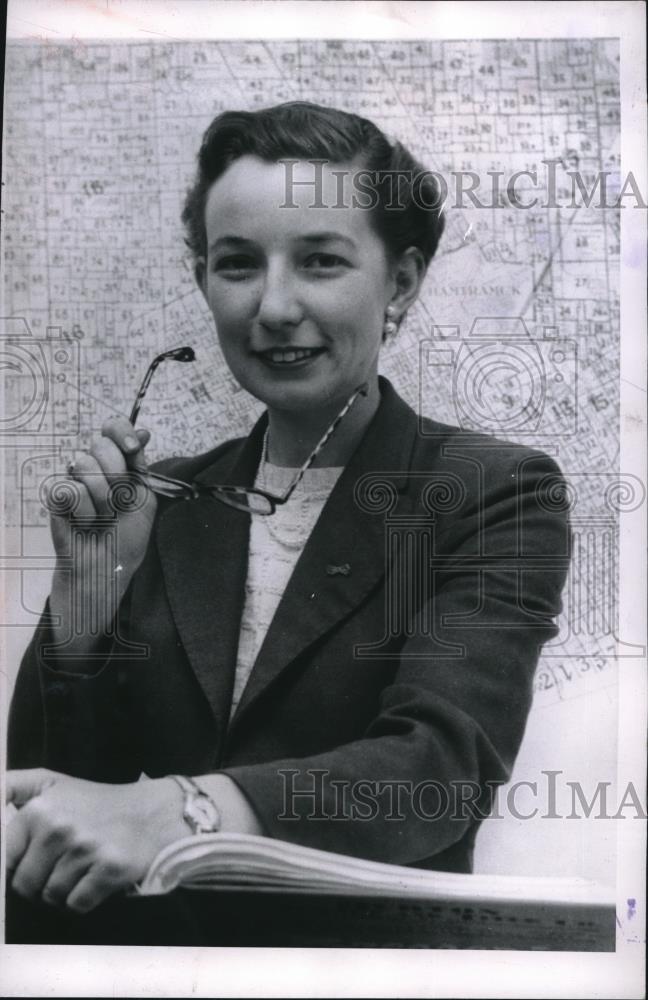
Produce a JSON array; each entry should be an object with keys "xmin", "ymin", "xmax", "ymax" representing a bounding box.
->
[
  {"xmin": 45, "ymin": 476, "xmax": 96, "ymax": 522},
  {"xmin": 67, "ymin": 482, "xmax": 97, "ymax": 520},
  {"xmin": 91, "ymin": 435, "xmax": 152, "ymax": 509},
  {"xmin": 132, "ymin": 428, "xmax": 152, "ymax": 469},
  {"xmin": 41, "ymin": 848, "xmax": 94, "ymax": 909},
  {"xmin": 65, "ymin": 858, "xmax": 132, "ymax": 914},
  {"xmin": 6, "ymin": 769, "xmax": 56, "ymax": 807},
  {"xmin": 101, "ymin": 415, "xmax": 141, "ymax": 453},
  {"xmin": 49, "ymin": 481, "xmax": 96, "ymax": 558},
  {"xmin": 70, "ymin": 452, "xmax": 112, "ymax": 516},
  {"xmin": 89, "ymin": 436, "xmax": 129, "ymax": 479},
  {"xmin": 92, "ymin": 435, "xmax": 153, "ymax": 515},
  {"xmin": 9, "ymin": 825, "xmax": 69, "ymax": 901},
  {"xmin": 102, "ymin": 418, "xmax": 151, "ymax": 472},
  {"xmin": 6, "ymin": 809, "xmax": 30, "ymax": 876}
]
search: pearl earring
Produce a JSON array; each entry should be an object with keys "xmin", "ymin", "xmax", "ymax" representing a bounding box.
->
[{"xmin": 383, "ymin": 304, "xmax": 398, "ymax": 338}]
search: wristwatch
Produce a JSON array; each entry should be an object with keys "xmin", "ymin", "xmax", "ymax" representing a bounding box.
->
[{"xmin": 170, "ymin": 774, "xmax": 221, "ymax": 835}]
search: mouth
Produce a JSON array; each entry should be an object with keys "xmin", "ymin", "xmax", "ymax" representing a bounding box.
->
[{"xmin": 253, "ymin": 346, "xmax": 326, "ymax": 368}]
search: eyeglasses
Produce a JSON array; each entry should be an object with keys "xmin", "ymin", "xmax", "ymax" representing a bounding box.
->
[{"xmin": 128, "ymin": 347, "xmax": 368, "ymax": 515}]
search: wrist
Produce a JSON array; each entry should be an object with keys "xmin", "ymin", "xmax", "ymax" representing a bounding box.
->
[
  {"xmin": 52, "ymin": 562, "xmax": 134, "ymax": 601},
  {"xmin": 144, "ymin": 777, "xmax": 194, "ymax": 850},
  {"xmin": 169, "ymin": 774, "xmax": 221, "ymax": 835},
  {"xmin": 192, "ymin": 773, "xmax": 264, "ymax": 836},
  {"xmin": 146, "ymin": 774, "xmax": 265, "ymax": 845},
  {"xmin": 49, "ymin": 564, "xmax": 132, "ymax": 649}
]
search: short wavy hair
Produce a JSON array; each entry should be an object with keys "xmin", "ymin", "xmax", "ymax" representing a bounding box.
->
[{"xmin": 182, "ymin": 101, "xmax": 445, "ymax": 274}]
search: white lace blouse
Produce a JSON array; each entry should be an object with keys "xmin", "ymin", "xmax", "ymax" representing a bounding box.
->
[{"xmin": 229, "ymin": 455, "xmax": 344, "ymax": 719}]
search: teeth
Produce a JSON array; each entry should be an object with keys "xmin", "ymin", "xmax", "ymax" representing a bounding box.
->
[{"xmin": 265, "ymin": 348, "xmax": 320, "ymax": 364}]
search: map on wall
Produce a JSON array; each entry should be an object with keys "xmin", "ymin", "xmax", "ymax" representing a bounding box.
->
[{"xmin": 3, "ymin": 37, "xmax": 635, "ymax": 708}]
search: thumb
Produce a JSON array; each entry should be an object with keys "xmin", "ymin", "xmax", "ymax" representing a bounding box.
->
[
  {"xmin": 6, "ymin": 768, "xmax": 58, "ymax": 807},
  {"xmin": 129, "ymin": 428, "xmax": 151, "ymax": 472}
]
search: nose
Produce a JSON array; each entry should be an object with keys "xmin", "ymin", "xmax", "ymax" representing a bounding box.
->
[{"xmin": 256, "ymin": 261, "xmax": 303, "ymax": 333}]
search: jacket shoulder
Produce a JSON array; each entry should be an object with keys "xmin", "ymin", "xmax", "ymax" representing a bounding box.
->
[{"xmin": 413, "ymin": 415, "xmax": 566, "ymax": 479}]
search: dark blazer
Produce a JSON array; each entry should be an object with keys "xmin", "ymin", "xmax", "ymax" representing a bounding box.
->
[{"xmin": 8, "ymin": 378, "xmax": 571, "ymax": 873}]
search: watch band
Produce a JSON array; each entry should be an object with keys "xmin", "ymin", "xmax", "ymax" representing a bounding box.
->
[{"xmin": 170, "ymin": 774, "xmax": 221, "ymax": 835}]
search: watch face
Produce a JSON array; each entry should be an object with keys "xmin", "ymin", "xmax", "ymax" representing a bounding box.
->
[{"xmin": 191, "ymin": 794, "xmax": 220, "ymax": 830}]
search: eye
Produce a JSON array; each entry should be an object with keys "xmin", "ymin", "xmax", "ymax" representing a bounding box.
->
[
  {"xmin": 303, "ymin": 253, "xmax": 349, "ymax": 271},
  {"xmin": 212, "ymin": 255, "xmax": 258, "ymax": 279}
]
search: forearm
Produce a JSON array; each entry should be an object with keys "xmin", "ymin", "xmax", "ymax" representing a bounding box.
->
[
  {"xmin": 222, "ymin": 696, "xmax": 508, "ymax": 866},
  {"xmin": 48, "ymin": 565, "xmax": 133, "ymax": 668}
]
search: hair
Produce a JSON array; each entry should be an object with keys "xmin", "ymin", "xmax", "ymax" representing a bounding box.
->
[{"xmin": 181, "ymin": 101, "xmax": 445, "ymax": 275}]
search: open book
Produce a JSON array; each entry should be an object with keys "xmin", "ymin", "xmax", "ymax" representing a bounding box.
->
[
  {"xmin": 133, "ymin": 835, "xmax": 616, "ymax": 949},
  {"xmin": 137, "ymin": 831, "xmax": 613, "ymax": 909}
]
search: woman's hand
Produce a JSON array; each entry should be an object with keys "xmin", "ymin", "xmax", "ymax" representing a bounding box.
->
[
  {"xmin": 48, "ymin": 417, "xmax": 158, "ymax": 659},
  {"xmin": 6, "ymin": 768, "xmax": 187, "ymax": 913}
]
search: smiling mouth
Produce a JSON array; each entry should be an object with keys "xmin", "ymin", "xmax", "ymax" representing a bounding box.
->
[{"xmin": 255, "ymin": 347, "xmax": 326, "ymax": 366}]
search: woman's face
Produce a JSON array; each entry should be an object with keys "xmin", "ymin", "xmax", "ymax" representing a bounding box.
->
[{"xmin": 198, "ymin": 155, "xmax": 397, "ymax": 415}]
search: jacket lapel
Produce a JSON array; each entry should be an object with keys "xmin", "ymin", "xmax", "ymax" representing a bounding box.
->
[
  {"xmin": 229, "ymin": 378, "xmax": 419, "ymax": 728},
  {"xmin": 155, "ymin": 420, "xmax": 265, "ymax": 739},
  {"xmin": 155, "ymin": 378, "xmax": 420, "ymax": 736}
]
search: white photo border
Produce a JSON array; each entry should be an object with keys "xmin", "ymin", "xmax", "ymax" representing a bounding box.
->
[{"xmin": 1, "ymin": 2, "xmax": 646, "ymax": 997}]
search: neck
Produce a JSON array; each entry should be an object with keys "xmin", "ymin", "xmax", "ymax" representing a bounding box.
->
[{"xmin": 265, "ymin": 378, "xmax": 381, "ymax": 468}]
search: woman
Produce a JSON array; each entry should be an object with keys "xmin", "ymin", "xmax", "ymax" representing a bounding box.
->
[{"xmin": 7, "ymin": 102, "xmax": 570, "ymax": 920}]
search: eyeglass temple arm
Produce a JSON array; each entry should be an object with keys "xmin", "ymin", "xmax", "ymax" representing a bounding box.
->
[
  {"xmin": 129, "ymin": 347, "xmax": 196, "ymax": 426},
  {"xmin": 129, "ymin": 358, "xmax": 162, "ymax": 426},
  {"xmin": 282, "ymin": 383, "xmax": 369, "ymax": 501},
  {"xmin": 134, "ymin": 468, "xmax": 200, "ymax": 496}
]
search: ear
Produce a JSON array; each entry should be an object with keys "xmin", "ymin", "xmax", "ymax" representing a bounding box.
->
[{"xmin": 387, "ymin": 246, "xmax": 427, "ymax": 319}]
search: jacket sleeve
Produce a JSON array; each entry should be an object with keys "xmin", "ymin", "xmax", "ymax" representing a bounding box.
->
[
  {"xmin": 220, "ymin": 449, "xmax": 571, "ymax": 865},
  {"xmin": 7, "ymin": 597, "xmax": 139, "ymax": 782},
  {"xmin": 5, "ymin": 446, "xmax": 235, "ymax": 781}
]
